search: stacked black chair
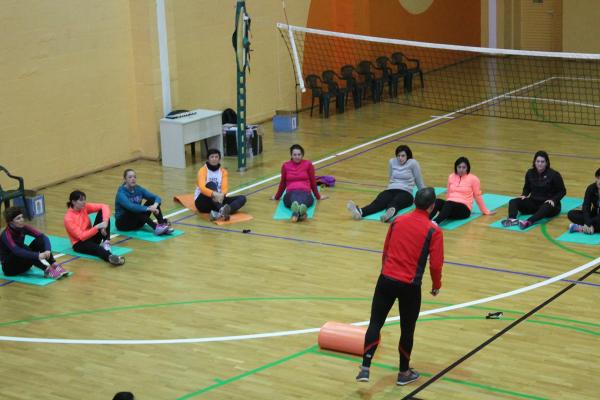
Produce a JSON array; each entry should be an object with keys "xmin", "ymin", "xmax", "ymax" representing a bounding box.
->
[
  {"xmin": 339, "ymin": 65, "xmax": 365, "ymax": 109},
  {"xmin": 375, "ymin": 56, "xmax": 402, "ymax": 98},
  {"xmin": 356, "ymin": 60, "xmax": 384, "ymax": 103},
  {"xmin": 305, "ymin": 74, "xmax": 334, "ymax": 118},
  {"xmin": 390, "ymin": 52, "xmax": 424, "ymax": 92},
  {"xmin": 321, "ymin": 70, "xmax": 348, "ymax": 114}
]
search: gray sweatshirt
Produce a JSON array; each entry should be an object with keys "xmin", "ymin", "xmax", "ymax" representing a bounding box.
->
[{"xmin": 386, "ymin": 158, "xmax": 425, "ymax": 192}]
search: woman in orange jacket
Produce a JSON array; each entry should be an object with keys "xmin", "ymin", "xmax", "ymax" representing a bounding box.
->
[{"xmin": 64, "ymin": 190, "xmax": 125, "ymax": 266}]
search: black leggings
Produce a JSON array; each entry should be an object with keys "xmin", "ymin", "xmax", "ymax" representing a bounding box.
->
[
  {"xmin": 195, "ymin": 182, "xmax": 247, "ymax": 213},
  {"xmin": 1, "ymin": 236, "xmax": 53, "ymax": 276},
  {"xmin": 567, "ymin": 209, "xmax": 600, "ymax": 231},
  {"xmin": 283, "ymin": 190, "xmax": 314, "ymax": 208},
  {"xmin": 72, "ymin": 210, "xmax": 111, "ymax": 262},
  {"xmin": 508, "ymin": 197, "xmax": 561, "ymax": 224},
  {"xmin": 360, "ymin": 189, "xmax": 413, "ymax": 218},
  {"xmin": 430, "ymin": 199, "xmax": 470, "ymax": 224},
  {"xmin": 116, "ymin": 200, "xmax": 165, "ymax": 231},
  {"xmin": 362, "ymin": 275, "xmax": 421, "ymax": 372}
]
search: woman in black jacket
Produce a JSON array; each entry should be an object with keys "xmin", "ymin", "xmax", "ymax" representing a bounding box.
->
[
  {"xmin": 567, "ymin": 168, "xmax": 600, "ymax": 234},
  {"xmin": 501, "ymin": 151, "xmax": 566, "ymax": 229}
]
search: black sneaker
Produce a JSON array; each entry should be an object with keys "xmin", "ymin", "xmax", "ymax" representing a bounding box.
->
[
  {"xmin": 356, "ymin": 367, "xmax": 370, "ymax": 382},
  {"xmin": 396, "ymin": 369, "xmax": 419, "ymax": 386},
  {"xmin": 220, "ymin": 204, "xmax": 231, "ymax": 221},
  {"xmin": 501, "ymin": 218, "xmax": 519, "ymax": 227},
  {"xmin": 108, "ymin": 254, "xmax": 125, "ymax": 266}
]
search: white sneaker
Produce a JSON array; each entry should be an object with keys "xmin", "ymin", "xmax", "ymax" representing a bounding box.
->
[
  {"xmin": 102, "ymin": 240, "xmax": 112, "ymax": 252},
  {"xmin": 347, "ymin": 201, "xmax": 362, "ymax": 220}
]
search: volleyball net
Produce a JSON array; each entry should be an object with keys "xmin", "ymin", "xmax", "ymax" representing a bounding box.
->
[{"xmin": 278, "ymin": 23, "xmax": 600, "ymax": 126}]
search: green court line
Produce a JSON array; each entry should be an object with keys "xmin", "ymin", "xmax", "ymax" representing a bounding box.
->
[
  {"xmin": 530, "ymin": 93, "xmax": 600, "ymax": 142},
  {"xmin": 0, "ymin": 296, "xmax": 370, "ymax": 327},
  {"xmin": 540, "ymin": 223, "xmax": 596, "ymax": 260},
  {"xmin": 177, "ymin": 314, "xmax": 574, "ymax": 399},
  {"xmin": 384, "ymin": 316, "xmax": 600, "ymax": 336},
  {"xmin": 175, "ymin": 345, "xmax": 318, "ymax": 399},
  {"xmin": 311, "ymin": 350, "xmax": 547, "ymax": 400},
  {"xmin": 2, "ymin": 297, "xmax": 598, "ymax": 330}
]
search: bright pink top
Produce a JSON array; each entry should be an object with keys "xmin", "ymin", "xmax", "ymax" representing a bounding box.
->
[
  {"xmin": 274, "ymin": 159, "xmax": 321, "ymax": 200},
  {"xmin": 445, "ymin": 173, "xmax": 490, "ymax": 213},
  {"xmin": 64, "ymin": 203, "xmax": 110, "ymax": 244}
]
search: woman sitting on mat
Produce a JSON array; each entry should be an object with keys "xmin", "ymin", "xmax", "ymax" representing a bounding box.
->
[
  {"xmin": 64, "ymin": 190, "xmax": 125, "ymax": 266},
  {"xmin": 115, "ymin": 168, "xmax": 173, "ymax": 235},
  {"xmin": 347, "ymin": 145, "xmax": 425, "ymax": 223},
  {"xmin": 501, "ymin": 150, "xmax": 566, "ymax": 230},
  {"xmin": 194, "ymin": 149, "xmax": 247, "ymax": 221},
  {"xmin": 430, "ymin": 156, "xmax": 495, "ymax": 224},
  {"xmin": 567, "ymin": 167, "xmax": 600, "ymax": 234},
  {"xmin": 1, "ymin": 206, "xmax": 69, "ymax": 279},
  {"xmin": 271, "ymin": 144, "xmax": 328, "ymax": 222}
]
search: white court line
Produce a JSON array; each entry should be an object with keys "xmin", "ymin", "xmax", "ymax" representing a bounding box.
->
[
  {"xmin": 506, "ymin": 95, "xmax": 600, "ymax": 109},
  {"xmin": 0, "ymin": 257, "xmax": 597, "ymax": 344}
]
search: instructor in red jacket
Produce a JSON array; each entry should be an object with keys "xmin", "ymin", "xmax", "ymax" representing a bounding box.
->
[{"xmin": 356, "ymin": 187, "xmax": 444, "ymax": 386}]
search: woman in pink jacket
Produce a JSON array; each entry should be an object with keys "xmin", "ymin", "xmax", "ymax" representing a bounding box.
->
[
  {"xmin": 64, "ymin": 190, "xmax": 125, "ymax": 266},
  {"xmin": 430, "ymin": 157, "xmax": 495, "ymax": 224},
  {"xmin": 271, "ymin": 144, "xmax": 328, "ymax": 222}
]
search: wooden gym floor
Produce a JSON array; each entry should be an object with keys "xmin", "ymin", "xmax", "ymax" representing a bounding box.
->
[{"xmin": 1, "ymin": 98, "xmax": 599, "ymax": 400}]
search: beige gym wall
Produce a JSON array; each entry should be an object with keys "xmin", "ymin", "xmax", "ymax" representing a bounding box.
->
[
  {"xmin": 165, "ymin": 0, "xmax": 310, "ymax": 125},
  {"xmin": 0, "ymin": 0, "xmax": 163, "ymax": 189},
  {"xmin": 563, "ymin": 0, "xmax": 600, "ymax": 53},
  {"xmin": 0, "ymin": 0, "xmax": 311, "ymax": 190}
]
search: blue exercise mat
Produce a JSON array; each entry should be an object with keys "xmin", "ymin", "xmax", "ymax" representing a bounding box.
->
[
  {"xmin": 273, "ymin": 189, "xmax": 320, "ymax": 220},
  {"xmin": 437, "ymin": 193, "xmax": 512, "ymax": 231},
  {"xmin": 0, "ymin": 267, "xmax": 72, "ymax": 286},
  {"xmin": 556, "ymin": 231, "xmax": 600, "ymax": 245},
  {"xmin": 89, "ymin": 213, "xmax": 184, "ymax": 242},
  {"xmin": 362, "ymin": 187, "xmax": 447, "ymax": 221},
  {"xmin": 25, "ymin": 235, "xmax": 132, "ymax": 261}
]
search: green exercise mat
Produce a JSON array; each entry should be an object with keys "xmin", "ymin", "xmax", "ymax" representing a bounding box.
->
[
  {"xmin": 0, "ymin": 267, "xmax": 72, "ymax": 286},
  {"xmin": 556, "ymin": 231, "xmax": 600, "ymax": 245}
]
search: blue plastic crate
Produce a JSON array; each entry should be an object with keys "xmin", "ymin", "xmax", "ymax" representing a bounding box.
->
[
  {"xmin": 13, "ymin": 191, "xmax": 45, "ymax": 218},
  {"xmin": 272, "ymin": 111, "xmax": 297, "ymax": 132}
]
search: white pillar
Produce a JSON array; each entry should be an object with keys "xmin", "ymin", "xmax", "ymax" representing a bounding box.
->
[{"xmin": 156, "ymin": 0, "xmax": 172, "ymax": 116}]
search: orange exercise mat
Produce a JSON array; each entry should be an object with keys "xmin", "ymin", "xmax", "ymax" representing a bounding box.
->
[
  {"xmin": 318, "ymin": 321, "xmax": 367, "ymax": 356},
  {"xmin": 173, "ymin": 194, "xmax": 253, "ymax": 225}
]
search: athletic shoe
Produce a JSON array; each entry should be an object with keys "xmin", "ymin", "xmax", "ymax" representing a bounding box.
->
[
  {"xmin": 380, "ymin": 207, "xmax": 396, "ymax": 223},
  {"xmin": 102, "ymin": 240, "xmax": 112, "ymax": 252},
  {"xmin": 44, "ymin": 265, "xmax": 63, "ymax": 279},
  {"xmin": 52, "ymin": 264, "xmax": 69, "ymax": 279},
  {"xmin": 298, "ymin": 203, "xmax": 308, "ymax": 217},
  {"xmin": 347, "ymin": 201, "xmax": 362, "ymax": 220},
  {"xmin": 355, "ymin": 367, "xmax": 370, "ymax": 382},
  {"xmin": 209, "ymin": 210, "xmax": 221, "ymax": 221},
  {"xmin": 569, "ymin": 223, "xmax": 583, "ymax": 233},
  {"xmin": 108, "ymin": 254, "xmax": 125, "ymax": 266},
  {"xmin": 164, "ymin": 220, "xmax": 175, "ymax": 234},
  {"xmin": 291, "ymin": 212, "xmax": 299, "ymax": 223},
  {"xmin": 518, "ymin": 220, "xmax": 532, "ymax": 230},
  {"xmin": 154, "ymin": 223, "xmax": 169, "ymax": 236},
  {"xmin": 291, "ymin": 201, "xmax": 300, "ymax": 214},
  {"xmin": 220, "ymin": 204, "xmax": 231, "ymax": 221},
  {"xmin": 396, "ymin": 369, "xmax": 420, "ymax": 386},
  {"xmin": 501, "ymin": 218, "xmax": 519, "ymax": 227}
]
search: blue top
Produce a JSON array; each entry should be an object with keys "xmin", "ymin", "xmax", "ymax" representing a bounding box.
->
[{"xmin": 115, "ymin": 185, "xmax": 161, "ymax": 220}]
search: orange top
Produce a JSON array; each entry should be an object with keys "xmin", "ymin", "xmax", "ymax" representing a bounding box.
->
[
  {"xmin": 445, "ymin": 173, "xmax": 490, "ymax": 213},
  {"xmin": 64, "ymin": 203, "xmax": 110, "ymax": 244}
]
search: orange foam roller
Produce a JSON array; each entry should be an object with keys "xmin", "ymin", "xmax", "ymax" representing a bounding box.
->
[{"xmin": 318, "ymin": 321, "xmax": 368, "ymax": 356}]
